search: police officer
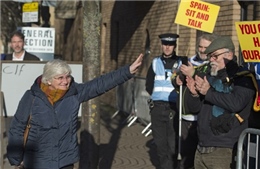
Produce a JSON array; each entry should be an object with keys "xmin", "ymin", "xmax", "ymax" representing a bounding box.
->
[{"xmin": 145, "ymin": 33, "xmax": 180, "ymax": 169}]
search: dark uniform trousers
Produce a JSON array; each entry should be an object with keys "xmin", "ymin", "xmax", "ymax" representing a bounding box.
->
[
  {"xmin": 150, "ymin": 101, "xmax": 178, "ymax": 169},
  {"xmin": 179, "ymin": 120, "xmax": 198, "ymax": 169}
]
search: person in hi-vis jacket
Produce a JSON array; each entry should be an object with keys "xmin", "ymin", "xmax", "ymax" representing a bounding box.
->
[{"xmin": 145, "ymin": 33, "xmax": 181, "ymax": 169}]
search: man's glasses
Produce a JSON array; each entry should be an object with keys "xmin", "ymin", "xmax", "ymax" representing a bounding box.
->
[
  {"xmin": 207, "ymin": 51, "xmax": 229, "ymax": 60},
  {"xmin": 53, "ymin": 75, "xmax": 72, "ymax": 81}
]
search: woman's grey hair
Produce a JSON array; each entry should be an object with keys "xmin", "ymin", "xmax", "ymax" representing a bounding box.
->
[{"xmin": 41, "ymin": 59, "xmax": 72, "ymax": 84}]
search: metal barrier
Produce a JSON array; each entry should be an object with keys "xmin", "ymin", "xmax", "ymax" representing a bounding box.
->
[
  {"xmin": 133, "ymin": 77, "xmax": 151, "ymax": 137},
  {"xmin": 114, "ymin": 77, "xmax": 152, "ymax": 136},
  {"xmin": 133, "ymin": 77, "xmax": 150, "ymax": 124},
  {"xmin": 113, "ymin": 78, "xmax": 136, "ymax": 126},
  {"xmin": 236, "ymin": 128, "xmax": 260, "ymax": 169}
]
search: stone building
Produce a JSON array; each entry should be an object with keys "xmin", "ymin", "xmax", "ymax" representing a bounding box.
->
[
  {"xmin": 3, "ymin": 1, "xmax": 259, "ymax": 106},
  {"xmin": 56, "ymin": 1, "xmax": 259, "ymax": 69},
  {"xmin": 89, "ymin": 1, "xmax": 259, "ymax": 106}
]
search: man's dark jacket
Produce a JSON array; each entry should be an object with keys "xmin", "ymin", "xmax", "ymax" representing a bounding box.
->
[
  {"xmin": 5, "ymin": 51, "xmax": 40, "ymax": 60},
  {"xmin": 185, "ymin": 60, "xmax": 256, "ymax": 148}
]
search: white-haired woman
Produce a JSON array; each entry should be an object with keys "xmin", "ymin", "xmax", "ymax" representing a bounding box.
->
[{"xmin": 7, "ymin": 54, "xmax": 143, "ymax": 169}]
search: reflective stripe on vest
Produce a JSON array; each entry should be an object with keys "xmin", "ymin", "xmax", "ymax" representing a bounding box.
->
[{"xmin": 151, "ymin": 57, "xmax": 176, "ymax": 102}]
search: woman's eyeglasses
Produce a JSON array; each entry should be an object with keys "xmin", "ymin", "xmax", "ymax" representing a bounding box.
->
[{"xmin": 53, "ymin": 75, "xmax": 72, "ymax": 81}]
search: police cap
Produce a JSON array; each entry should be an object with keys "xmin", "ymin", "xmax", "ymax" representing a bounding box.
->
[
  {"xmin": 159, "ymin": 33, "xmax": 179, "ymax": 45},
  {"xmin": 205, "ymin": 36, "xmax": 235, "ymax": 54}
]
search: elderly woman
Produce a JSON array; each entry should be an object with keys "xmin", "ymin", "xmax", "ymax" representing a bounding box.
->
[{"xmin": 7, "ymin": 54, "xmax": 143, "ymax": 169}]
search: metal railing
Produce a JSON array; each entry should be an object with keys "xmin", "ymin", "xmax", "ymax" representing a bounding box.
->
[
  {"xmin": 236, "ymin": 128, "xmax": 260, "ymax": 169},
  {"xmin": 113, "ymin": 77, "xmax": 152, "ymax": 136}
]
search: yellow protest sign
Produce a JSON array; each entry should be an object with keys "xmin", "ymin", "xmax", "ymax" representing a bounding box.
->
[
  {"xmin": 235, "ymin": 21, "xmax": 260, "ymax": 62},
  {"xmin": 174, "ymin": 0, "xmax": 220, "ymax": 33},
  {"xmin": 22, "ymin": 2, "xmax": 38, "ymax": 12}
]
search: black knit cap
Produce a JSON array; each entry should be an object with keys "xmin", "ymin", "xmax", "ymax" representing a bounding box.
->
[{"xmin": 159, "ymin": 33, "xmax": 179, "ymax": 45}]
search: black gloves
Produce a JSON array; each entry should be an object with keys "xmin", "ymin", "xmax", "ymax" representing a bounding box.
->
[{"xmin": 210, "ymin": 113, "xmax": 234, "ymax": 135}]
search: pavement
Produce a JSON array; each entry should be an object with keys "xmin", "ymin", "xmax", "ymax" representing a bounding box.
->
[{"xmin": 3, "ymin": 104, "xmax": 159, "ymax": 169}]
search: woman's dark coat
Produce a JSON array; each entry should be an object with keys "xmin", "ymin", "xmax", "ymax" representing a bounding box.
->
[{"xmin": 7, "ymin": 65, "xmax": 132, "ymax": 169}]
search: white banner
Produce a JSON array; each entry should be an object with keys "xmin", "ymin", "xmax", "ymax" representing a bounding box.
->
[{"xmin": 18, "ymin": 27, "xmax": 55, "ymax": 53}]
